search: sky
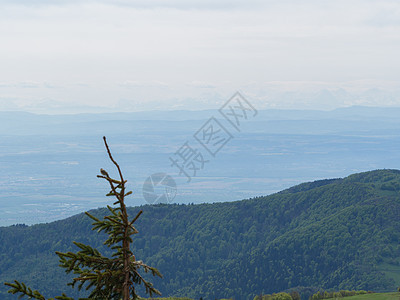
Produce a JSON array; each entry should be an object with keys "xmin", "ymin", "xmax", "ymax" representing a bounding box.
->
[{"xmin": 0, "ymin": 0, "xmax": 400, "ymax": 113}]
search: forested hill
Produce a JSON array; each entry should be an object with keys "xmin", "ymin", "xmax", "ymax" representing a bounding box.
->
[{"xmin": 1, "ymin": 169, "xmax": 400, "ymax": 300}]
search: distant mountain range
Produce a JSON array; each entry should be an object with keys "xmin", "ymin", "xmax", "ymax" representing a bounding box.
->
[
  {"xmin": 1, "ymin": 106, "xmax": 400, "ymax": 226},
  {"xmin": 1, "ymin": 169, "xmax": 399, "ymax": 299}
]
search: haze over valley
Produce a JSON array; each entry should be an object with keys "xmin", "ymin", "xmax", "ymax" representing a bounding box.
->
[{"xmin": 1, "ymin": 106, "xmax": 400, "ymax": 226}]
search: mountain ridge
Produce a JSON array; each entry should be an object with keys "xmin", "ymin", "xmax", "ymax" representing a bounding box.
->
[{"xmin": 1, "ymin": 169, "xmax": 400, "ymax": 299}]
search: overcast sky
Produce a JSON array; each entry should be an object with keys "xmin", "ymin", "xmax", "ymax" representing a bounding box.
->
[{"xmin": 1, "ymin": 0, "xmax": 400, "ymax": 113}]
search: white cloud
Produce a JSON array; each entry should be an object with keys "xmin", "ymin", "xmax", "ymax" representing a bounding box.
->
[
  {"xmin": 0, "ymin": 0, "xmax": 399, "ymax": 112},
  {"xmin": 186, "ymin": 81, "xmax": 216, "ymax": 88},
  {"xmin": 0, "ymin": 0, "xmax": 266, "ymax": 10},
  {"xmin": 119, "ymin": 80, "xmax": 169, "ymax": 88}
]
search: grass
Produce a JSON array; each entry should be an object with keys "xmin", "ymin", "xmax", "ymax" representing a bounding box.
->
[
  {"xmin": 142, "ymin": 293, "xmax": 400, "ymax": 300},
  {"xmin": 343, "ymin": 292, "xmax": 400, "ymax": 300}
]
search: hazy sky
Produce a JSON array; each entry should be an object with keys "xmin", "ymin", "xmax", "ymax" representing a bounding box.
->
[{"xmin": 1, "ymin": 0, "xmax": 400, "ymax": 113}]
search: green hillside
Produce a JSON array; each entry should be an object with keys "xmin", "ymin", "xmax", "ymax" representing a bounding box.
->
[
  {"xmin": 341, "ymin": 292, "xmax": 400, "ymax": 300},
  {"xmin": 1, "ymin": 169, "xmax": 400, "ymax": 299}
]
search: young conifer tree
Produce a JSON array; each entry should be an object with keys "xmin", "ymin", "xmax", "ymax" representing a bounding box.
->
[{"xmin": 4, "ymin": 136, "xmax": 162, "ymax": 300}]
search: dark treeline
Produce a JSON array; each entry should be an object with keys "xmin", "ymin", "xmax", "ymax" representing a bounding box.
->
[{"xmin": 309, "ymin": 290, "xmax": 369, "ymax": 299}]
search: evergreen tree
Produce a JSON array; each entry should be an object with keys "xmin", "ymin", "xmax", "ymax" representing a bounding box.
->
[{"xmin": 4, "ymin": 136, "xmax": 162, "ymax": 300}]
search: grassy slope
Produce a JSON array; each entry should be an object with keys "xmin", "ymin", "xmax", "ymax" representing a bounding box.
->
[{"xmin": 345, "ymin": 292, "xmax": 400, "ymax": 300}]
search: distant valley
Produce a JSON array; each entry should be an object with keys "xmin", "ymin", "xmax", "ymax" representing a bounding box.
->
[{"xmin": 1, "ymin": 106, "xmax": 400, "ymax": 225}]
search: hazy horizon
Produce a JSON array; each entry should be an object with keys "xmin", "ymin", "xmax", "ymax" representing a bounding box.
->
[
  {"xmin": 1, "ymin": 0, "xmax": 400, "ymax": 113},
  {"xmin": 1, "ymin": 106, "xmax": 400, "ymax": 226},
  {"xmin": 1, "ymin": 100, "xmax": 400, "ymax": 115}
]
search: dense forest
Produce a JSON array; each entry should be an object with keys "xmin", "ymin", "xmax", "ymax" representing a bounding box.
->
[{"xmin": 1, "ymin": 169, "xmax": 400, "ymax": 299}]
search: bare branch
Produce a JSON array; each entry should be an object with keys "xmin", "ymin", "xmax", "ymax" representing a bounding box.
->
[{"xmin": 103, "ymin": 136, "xmax": 124, "ymax": 183}]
